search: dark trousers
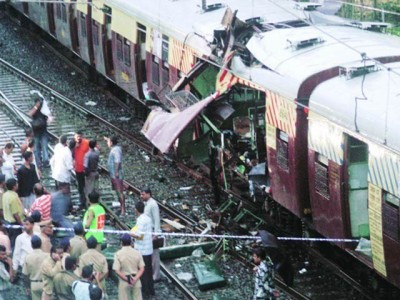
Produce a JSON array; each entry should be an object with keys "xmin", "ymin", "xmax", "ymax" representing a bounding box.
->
[
  {"xmin": 142, "ymin": 254, "xmax": 155, "ymax": 296},
  {"xmin": 9, "ymin": 222, "xmax": 22, "ymax": 249},
  {"xmin": 76, "ymin": 172, "xmax": 86, "ymax": 207}
]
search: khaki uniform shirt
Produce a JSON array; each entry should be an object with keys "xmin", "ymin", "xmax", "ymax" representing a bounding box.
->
[
  {"xmin": 41, "ymin": 256, "xmax": 62, "ymax": 295},
  {"xmin": 40, "ymin": 234, "xmax": 52, "ymax": 253},
  {"xmin": 79, "ymin": 249, "xmax": 108, "ymax": 289},
  {"xmin": 113, "ymin": 246, "xmax": 145, "ymax": 276},
  {"xmin": 70, "ymin": 236, "xmax": 88, "ymax": 258},
  {"xmin": 3, "ymin": 190, "xmax": 23, "ymax": 223},
  {"xmin": 22, "ymin": 249, "xmax": 48, "ymax": 281},
  {"xmin": 53, "ymin": 270, "xmax": 79, "ymax": 300}
]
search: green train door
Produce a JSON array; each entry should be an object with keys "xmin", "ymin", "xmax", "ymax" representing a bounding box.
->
[{"xmin": 346, "ymin": 135, "xmax": 370, "ymax": 238}]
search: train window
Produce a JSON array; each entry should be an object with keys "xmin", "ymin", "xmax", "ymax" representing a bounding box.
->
[
  {"xmin": 277, "ymin": 130, "xmax": 289, "ymax": 171},
  {"xmin": 315, "ymin": 153, "xmax": 330, "ymax": 199},
  {"xmin": 123, "ymin": 39, "xmax": 131, "ymax": 67},
  {"xmin": 92, "ymin": 23, "xmax": 99, "ymax": 45},
  {"xmin": 152, "ymin": 55, "xmax": 160, "ymax": 86},
  {"xmin": 116, "ymin": 35, "xmax": 123, "ymax": 61},
  {"xmin": 348, "ymin": 136, "xmax": 368, "ymax": 163},
  {"xmin": 80, "ymin": 13, "xmax": 87, "ymax": 38},
  {"xmin": 385, "ymin": 192, "xmax": 399, "ymax": 207},
  {"xmin": 56, "ymin": 4, "xmax": 62, "ymax": 20},
  {"xmin": 61, "ymin": 4, "xmax": 67, "ymax": 23},
  {"xmin": 162, "ymin": 35, "xmax": 169, "ymax": 65}
]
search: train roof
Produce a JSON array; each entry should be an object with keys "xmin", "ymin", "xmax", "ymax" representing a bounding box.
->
[
  {"xmin": 309, "ymin": 62, "xmax": 400, "ymax": 153},
  {"xmin": 247, "ymin": 25, "xmax": 400, "ymax": 83},
  {"xmin": 106, "ymin": 0, "xmax": 308, "ymax": 53}
]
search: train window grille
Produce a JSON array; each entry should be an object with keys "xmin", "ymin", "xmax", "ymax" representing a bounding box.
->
[
  {"xmin": 152, "ymin": 55, "xmax": 160, "ymax": 86},
  {"xmin": 116, "ymin": 35, "xmax": 123, "ymax": 61},
  {"xmin": 277, "ymin": 130, "xmax": 289, "ymax": 171},
  {"xmin": 61, "ymin": 4, "xmax": 67, "ymax": 23},
  {"xmin": 315, "ymin": 154, "xmax": 330, "ymax": 199},
  {"xmin": 92, "ymin": 23, "xmax": 99, "ymax": 46},
  {"xmin": 80, "ymin": 13, "xmax": 86, "ymax": 38},
  {"xmin": 123, "ymin": 39, "xmax": 131, "ymax": 67},
  {"xmin": 56, "ymin": 4, "xmax": 62, "ymax": 20}
]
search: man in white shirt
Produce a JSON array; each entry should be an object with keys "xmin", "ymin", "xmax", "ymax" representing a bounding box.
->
[
  {"xmin": 130, "ymin": 201, "xmax": 154, "ymax": 297},
  {"xmin": 1, "ymin": 143, "xmax": 15, "ymax": 180},
  {"xmin": 50, "ymin": 135, "xmax": 73, "ymax": 192},
  {"xmin": 13, "ymin": 217, "xmax": 34, "ymax": 274},
  {"xmin": 140, "ymin": 187, "xmax": 161, "ymax": 282}
]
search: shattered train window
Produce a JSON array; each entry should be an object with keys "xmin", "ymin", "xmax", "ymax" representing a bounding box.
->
[{"xmin": 277, "ymin": 130, "xmax": 289, "ymax": 171}]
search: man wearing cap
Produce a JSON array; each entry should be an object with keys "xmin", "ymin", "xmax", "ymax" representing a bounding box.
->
[
  {"xmin": 83, "ymin": 191, "xmax": 105, "ymax": 248},
  {"xmin": 113, "ymin": 234, "xmax": 145, "ymax": 300},
  {"xmin": 41, "ymin": 245, "xmax": 63, "ymax": 300},
  {"xmin": 22, "ymin": 235, "xmax": 48, "ymax": 300},
  {"xmin": 53, "ymin": 256, "xmax": 80, "ymax": 300},
  {"xmin": 70, "ymin": 222, "xmax": 88, "ymax": 258},
  {"xmin": 3, "ymin": 178, "xmax": 24, "ymax": 247},
  {"xmin": 78, "ymin": 236, "xmax": 108, "ymax": 294},
  {"xmin": 0, "ymin": 174, "xmax": 5, "ymax": 220},
  {"xmin": 72, "ymin": 264, "xmax": 101, "ymax": 300},
  {"xmin": 141, "ymin": 187, "xmax": 161, "ymax": 282}
]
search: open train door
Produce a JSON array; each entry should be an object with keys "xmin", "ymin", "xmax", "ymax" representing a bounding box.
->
[{"xmin": 345, "ymin": 135, "xmax": 370, "ymax": 239}]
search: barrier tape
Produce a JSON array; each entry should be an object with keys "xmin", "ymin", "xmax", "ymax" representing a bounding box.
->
[{"xmin": 4, "ymin": 224, "xmax": 360, "ymax": 243}]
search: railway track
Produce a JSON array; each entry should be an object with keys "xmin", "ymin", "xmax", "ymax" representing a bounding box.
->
[{"xmin": 0, "ymin": 50, "xmax": 377, "ymax": 299}]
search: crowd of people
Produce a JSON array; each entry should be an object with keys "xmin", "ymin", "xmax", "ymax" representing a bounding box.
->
[
  {"xmin": 0, "ymin": 95, "xmax": 278, "ymax": 300},
  {"xmin": 0, "ymin": 96, "xmax": 163, "ymax": 300}
]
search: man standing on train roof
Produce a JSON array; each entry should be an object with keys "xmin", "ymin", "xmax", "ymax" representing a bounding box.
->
[
  {"xmin": 17, "ymin": 151, "xmax": 40, "ymax": 210},
  {"xmin": 140, "ymin": 187, "xmax": 161, "ymax": 282},
  {"xmin": 74, "ymin": 130, "xmax": 90, "ymax": 209},
  {"xmin": 83, "ymin": 191, "xmax": 105, "ymax": 247},
  {"xmin": 113, "ymin": 234, "xmax": 145, "ymax": 300},
  {"xmin": 50, "ymin": 135, "xmax": 74, "ymax": 193},
  {"xmin": 22, "ymin": 235, "xmax": 48, "ymax": 300},
  {"xmin": 105, "ymin": 136, "xmax": 125, "ymax": 215},
  {"xmin": 28, "ymin": 92, "xmax": 50, "ymax": 169}
]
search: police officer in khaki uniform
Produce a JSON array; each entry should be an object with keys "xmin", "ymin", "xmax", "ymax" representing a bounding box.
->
[
  {"xmin": 78, "ymin": 237, "xmax": 108, "ymax": 293},
  {"xmin": 69, "ymin": 222, "xmax": 88, "ymax": 258},
  {"xmin": 41, "ymin": 245, "xmax": 63, "ymax": 300},
  {"xmin": 22, "ymin": 235, "xmax": 48, "ymax": 300},
  {"xmin": 113, "ymin": 234, "xmax": 145, "ymax": 300},
  {"xmin": 53, "ymin": 256, "xmax": 79, "ymax": 300}
]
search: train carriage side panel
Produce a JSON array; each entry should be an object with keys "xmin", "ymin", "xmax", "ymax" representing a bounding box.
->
[
  {"xmin": 91, "ymin": 0, "xmax": 114, "ymax": 79},
  {"xmin": 27, "ymin": 3, "xmax": 49, "ymax": 32},
  {"xmin": 307, "ymin": 112, "xmax": 347, "ymax": 240},
  {"xmin": 368, "ymin": 146, "xmax": 400, "ymax": 285},
  {"xmin": 76, "ymin": 3, "xmax": 93, "ymax": 66},
  {"xmin": 109, "ymin": 7, "xmax": 139, "ymax": 98},
  {"xmin": 266, "ymin": 91, "xmax": 309, "ymax": 217},
  {"xmin": 53, "ymin": 2, "xmax": 73, "ymax": 50}
]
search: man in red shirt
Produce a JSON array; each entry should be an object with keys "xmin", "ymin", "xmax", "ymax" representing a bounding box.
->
[
  {"xmin": 30, "ymin": 183, "xmax": 52, "ymax": 221},
  {"xmin": 74, "ymin": 131, "xmax": 90, "ymax": 209}
]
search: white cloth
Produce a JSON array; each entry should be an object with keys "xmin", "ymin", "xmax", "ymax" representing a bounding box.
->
[
  {"xmin": 12, "ymin": 232, "xmax": 33, "ymax": 270},
  {"xmin": 72, "ymin": 280, "xmax": 91, "ymax": 300},
  {"xmin": 50, "ymin": 143, "xmax": 73, "ymax": 183},
  {"xmin": 134, "ymin": 214, "xmax": 153, "ymax": 256},
  {"xmin": 144, "ymin": 198, "xmax": 161, "ymax": 233},
  {"xmin": 1, "ymin": 152, "xmax": 15, "ymax": 180}
]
